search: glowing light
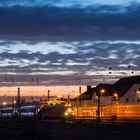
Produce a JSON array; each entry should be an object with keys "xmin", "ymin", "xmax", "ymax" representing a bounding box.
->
[
  {"xmin": 57, "ymin": 95, "xmax": 62, "ymax": 99},
  {"xmin": 114, "ymin": 93, "xmax": 118, "ymax": 97},
  {"xmin": 13, "ymin": 100, "xmax": 17, "ymax": 105},
  {"xmin": 2, "ymin": 102, "xmax": 7, "ymax": 106},
  {"xmin": 65, "ymin": 112, "xmax": 68, "ymax": 116},
  {"xmin": 67, "ymin": 108, "xmax": 72, "ymax": 113},
  {"xmin": 75, "ymin": 92, "xmax": 80, "ymax": 96},
  {"xmin": 100, "ymin": 89, "xmax": 105, "ymax": 94}
]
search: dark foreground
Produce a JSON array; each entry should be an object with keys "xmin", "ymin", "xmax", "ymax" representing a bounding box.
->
[{"xmin": 0, "ymin": 119, "xmax": 140, "ymax": 140}]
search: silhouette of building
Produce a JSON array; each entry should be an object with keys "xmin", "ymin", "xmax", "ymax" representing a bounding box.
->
[{"xmin": 72, "ymin": 76, "xmax": 140, "ymax": 107}]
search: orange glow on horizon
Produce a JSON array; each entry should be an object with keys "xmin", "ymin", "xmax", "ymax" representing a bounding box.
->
[{"xmin": 0, "ymin": 85, "xmax": 86, "ymax": 98}]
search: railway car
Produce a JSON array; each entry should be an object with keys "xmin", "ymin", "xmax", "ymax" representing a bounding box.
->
[
  {"xmin": 0, "ymin": 106, "xmax": 16, "ymax": 118},
  {"xmin": 0, "ymin": 104, "xmax": 40, "ymax": 118}
]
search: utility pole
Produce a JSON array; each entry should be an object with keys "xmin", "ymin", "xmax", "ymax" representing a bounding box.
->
[
  {"xmin": 96, "ymin": 85, "xmax": 101, "ymax": 122},
  {"xmin": 79, "ymin": 78, "xmax": 82, "ymax": 101},
  {"xmin": 97, "ymin": 96, "xmax": 101, "ymax": 122},
  {"xmin": 48, "ymin": 90, "xmax": 51, "ymax": 101},
  {"xmin": 17, "ymin": 87, "xmax": 21, "ymax": 117},
  {"xmin": 77, "ymin": 79, "xmax": 82, "ymax": 116},
  {"xmin": 67, "ymin": 89, "xmax": 70, "ymax": 102}
]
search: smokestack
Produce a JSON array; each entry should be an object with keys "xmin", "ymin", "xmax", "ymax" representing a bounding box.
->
[{"xmin": 87, "ymin": 85, "xmax": 91, "ymax": 91}]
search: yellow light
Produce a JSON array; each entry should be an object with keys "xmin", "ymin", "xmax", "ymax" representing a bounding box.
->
[
  {"xmin": 67, "ymin": 108, "xmax": 72, "ymax": 112},
  {"xmin": 136, "ymin": 90, "xmax": 140, "ymax": 95},
  {"xmin": 101, "ymin": 89, "xmax": 105, "ymax": 93},
  {"xmin": 57, "ymin": 95, "xmax": 62, "ymax": 99},
  {"xmin": 2, "ymin": 102, "xmax": 7, "ymax": 106},
  {"xmin": 13, "ymin": 100, "xmax": 17, "ymax": 104},
  {"xmin": 72, "ymin": 112, "xmax": 75, "ymax": 116},
  {"xmin": 65, "ymin": 112, "xmax": 68, "ymax": 116},
  {"xmin": 114, "ymin": 93, "xmax": 118, "ymax": 97},
  {"xmin": 65, "ymin": 103, "xmax": 71, "ymax": 107},
  {"xmin": 75, "ymin": 92, "xmax": 80, "ymax": 96}
]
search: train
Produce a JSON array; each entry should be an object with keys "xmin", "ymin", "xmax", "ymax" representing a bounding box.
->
[
  {"xmin": 73, "ymin": 103, "xmax": 140, "ymax": 121},
  {"xmin": 40, "ymin": 103, "xmax": 75, "ymax": 122},
  {"xmin": 0, "ymin": 104, "xmax": 40, "ymax": 118},
  {"xmin": 1, "ymin": 101, "xmax": 139, "ymax": 122}
]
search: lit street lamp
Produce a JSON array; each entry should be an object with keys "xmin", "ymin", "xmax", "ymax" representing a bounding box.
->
[
  {"xmin": 100, "ymin": 89, "xmax": 105, "ymax": 118},
  {"xmin": 100, "ymin": 89, "xmax": 105, "ymax": 97},
  {"xmin": 136, "ymin": 89, "xmax": 140, "ymax": 101},
  {"xmin": 13, "ymin": 100, "xmax": 17, "ymax": 105},
  {"xmin": 2, "ymin": 102, "xmax": 7, "ymax": 106},
  {"xmin": 97, "ymin": 87, "xmax": 105, "ymax": 122},
  {"xmin": 114, "ymin": 93, "xmax": 118, "ymax": 104}
]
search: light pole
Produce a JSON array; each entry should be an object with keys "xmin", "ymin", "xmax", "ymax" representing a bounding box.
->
[
  {"xmin": 17, "ymin": 87, "xmax": 21, "ymax": 117},
  {"xmin": 114, "ymin": 93, "xmax": 118, "ymax": 104},
  {"xmin": 100, "ymin": 89, "xmax": 105, "ymax": 118},
  {"xmin": 48, "ymin": 90, "xmax": 51, "ymax": 101},
  {"xmin": 97, "ymin": 87, "xmax": 105, "ymax": 122},
  {"xmin": 97, "ymin": 95, "xmax": 101, "ymax": 122}
]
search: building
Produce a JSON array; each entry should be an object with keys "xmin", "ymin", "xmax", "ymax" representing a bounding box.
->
[
  {"xmin": 71, "ymin": 76, "xmax": 140, "ymax": 119},
  {"xmin": 72, "ymin": 75, "xmax": 140, "ymax": 107}
]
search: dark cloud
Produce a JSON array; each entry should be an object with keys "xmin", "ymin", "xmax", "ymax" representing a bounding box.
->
[
  {"xmin": 0, "ymin": 3, "xmax": 140, "ymax": 85},
  {"xmin": 0, "ymin": 4, "xmax": 140, "ymax": 41},
  {"xmin": 0, "ymin": 42, "xmax": 140, "ymax": 75}
]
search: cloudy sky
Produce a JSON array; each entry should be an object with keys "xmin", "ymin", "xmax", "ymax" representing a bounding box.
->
[{"xmin": 0, "ymin": 0, "xmax": 140, "ymax": 87}]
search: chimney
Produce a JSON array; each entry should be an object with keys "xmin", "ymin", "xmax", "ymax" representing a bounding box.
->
[{"xmin": 87, "ymin": 85, "xmax": 91, "ymax": 91}]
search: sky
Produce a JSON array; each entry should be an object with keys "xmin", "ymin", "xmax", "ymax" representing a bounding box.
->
[{"xmin": 0, "ymin": 0, "xmax": 140, "ymax": 96}]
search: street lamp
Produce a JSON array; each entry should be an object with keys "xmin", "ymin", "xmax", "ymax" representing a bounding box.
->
[
  {"xmin": 97, "ymin": 87, "xmax": 105, "ymax": 122},
  {"xmin": 100, "ymin": 89, "xmax": 105, "ymax": 118},
  {"xmin": 114, "ymin": 93, "xmax": 118, "ymax": 104},
  {"xmin": 2, "ymin": 102, "xmax": 7, "ymax": 106},
  {"xmin": 13, "ymin": 100, "xmax": 17, "ymax": 105},
  {"xmin": 100, "ymin": 89, "xmax": 105, "ymax": 97},
  {"xmin": 136, "ymin": 89, "xmax": 140, "ymax": 102}
]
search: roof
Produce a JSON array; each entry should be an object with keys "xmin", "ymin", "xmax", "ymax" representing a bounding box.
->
[
  {"xmin": 113, "ymin": 75, "xmax": 140, "ymax": 97},
  {"xmin": 80, "ymin": 76, "xmax": 140, "ymax": 99}
]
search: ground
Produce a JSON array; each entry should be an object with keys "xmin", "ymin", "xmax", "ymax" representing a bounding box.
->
[{"xmin": 0, "ymin": 119, "xmax": 140, "ymax": 140}]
